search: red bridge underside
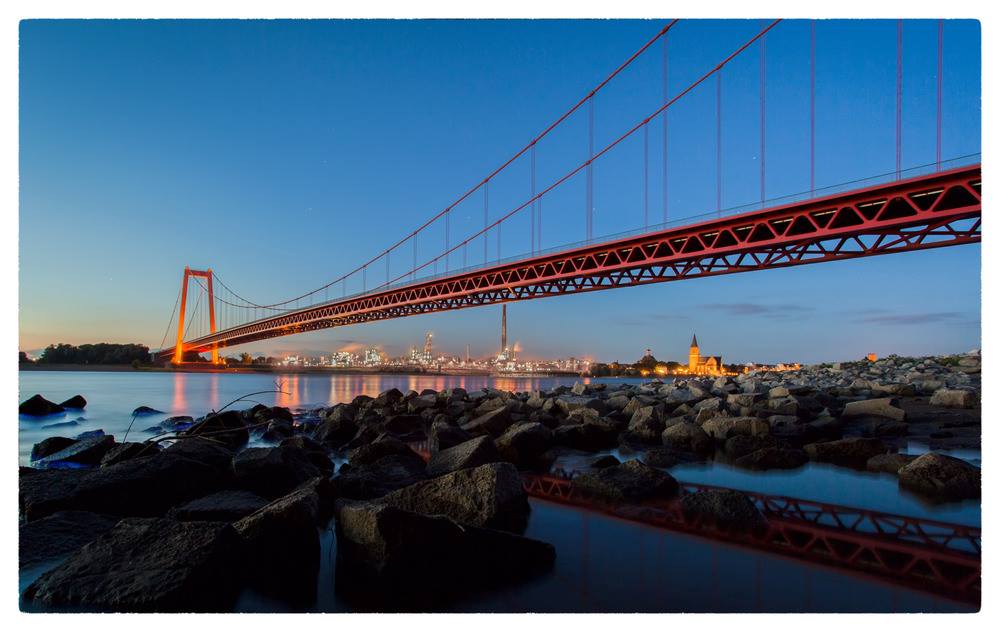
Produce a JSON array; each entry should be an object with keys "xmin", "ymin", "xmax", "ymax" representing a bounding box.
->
[{"xmin": 158, "ymin": 164, "xmax": 981, "ymax": 360}]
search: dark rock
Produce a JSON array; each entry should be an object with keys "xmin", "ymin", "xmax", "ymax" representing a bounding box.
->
[
  {"xmin": 100, "ymin": 442, "xmax": 159, "ymax": 467},
  {"xmin": 733, "ymin": 447, "xmax": 808, "ymax": 470},
  {"xmin": 429, "ymin": 420, "xmax": 471, "ymax": 452},
  {"xmin": 280, "ymin": 435, "xmax": 333, "ymax": 473},
  {"xmin": 252, "ymin": 406, "xmax": 294, "ymax": 425},
  {"xmin": 59, "ymin": 395, "xmax": 87, "ymax": 409},
  {"xmin": 76, "ymin": 429, "xmax": 106, "ymax": 440},
  {"xmin": 374, "ymin": 388, "xmax": 405, "ymax": 408},
  {"xmin": 42, "ymin": 420, "xmax": 80, "ymax": 430},
  {"xmin": 232, "ymin": 446, "xmax": 321, "ymax": 499},
  {"xmin": 641, "ymin": 447, "xmax": 703, "ymax": 468},
  {"xmin": 661, "ymin": 422, "xmax": 713, "ymax": 455},
  {"xmin": 333, "ymin": 454, "xmax": 429, "ymax": 500},
  {"xmin": 260, "ymin": 419, "xmax": 294, "ymax": 442},
  {"xmin": 496, "ymin": 422, "xmax": 553, "ymax": 469},
  {"xmin": 572, "ymin": 459, "xmax": 680, "ymax": 503},
  {"xmin": 383, "ymin": 413, "xmax": 423, "ymax": 438},
  {"xmin": 426, "ymin": 435, "xmax": 501, "ymax": 477},
  {"xmin": 461, "ymin": 405, "xmax": 515, "ymax": 437},
  {"xmin": 379, "ymin": 461, "xmax": 529, "ymax": 531},
  {"xmin": 334, "ymin": 502, "xmax": 554, "ymax": 607},
  {"xmin": 19, "ymin": 467, "xmax": 88, "ymax": 521},
  {"xmin": 313, "ymin": 409, "xmax": 358, "ymax": 448},
  {"xmin": 162, "ymin": 437, "xmax": 235, "ymax": 472},
  {"xmin": 131, "ymin": 406, "xmax": 163, "ymax": 416},
  {"xmin": 19, "ymin": 510, "xmax": 120, "ymax": 569},
  {"xmin": 723, "ymin": 434, "xmax": 778, "ymax": 460},
  {"xmin": 22, "ymin": 518, "xmax": 243, "ymax": 612},
  {"xmin": 898, "ymin": 452, "xmax": 980, "ymax": 500},
  {"xmin": 181, "ymin": 410, "xmax": 248, "ymax": 450},
  {"xmin": 552, "ymin": 420, "xmax": 619, "ymax": 451},
  {"xmin": 141, "ymin": 425, "xmax": 163, "ymax": 434},
  {"xmin": 167, "ymin": 489, "xmax": 270, "ymax": 522},
  {"xmin": 866, "ymin": 453, "xmax": 917, "ymax": 474},
  {"xmin": 20, "ymin": 394, "xmax": 65, "ymax": 416},
  {"xmin": 590, "ymin": 455, "xmax": 621, "ymax": 468},
  {"xmin": 161, "ymin": 415, "xmax": 194, "ymax": 430},
  {"xmin": 32, "ymin": 434, "xmax": 116, "ymax": 469},
  {"xmin": 30, "ymin": 436, "xmax": 77, "ymax": 462},
  {"xmin": 804, "ymin": 437, "xmax": 888, "ymax": 465},
  {"xmin": 680, "ymin": 490, "xmax": 767, "ymax": 532},
  {"xmin": 348, "ymin": 435, "xmax": 420, "ymax": 466}
]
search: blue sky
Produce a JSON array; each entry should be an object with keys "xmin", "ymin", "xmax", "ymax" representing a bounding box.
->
[{"xmin": 19, "ymin": 19, "xmax": 981, "ymax": 364}]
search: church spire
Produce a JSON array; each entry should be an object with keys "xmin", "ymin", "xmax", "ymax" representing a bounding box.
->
[{"xmin": 690, "ymin": 333, "xmax": 699, "ymax": 348}]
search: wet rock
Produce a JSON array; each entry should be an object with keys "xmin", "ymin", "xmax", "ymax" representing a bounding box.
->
[
  {"xmin": 661, "ymin": 422, "xmax": 713, "ymax": 455},
  {"xmin": 929, "ymin": 388, "xmax": 979, "ymax": 409},
  {"xmin": 313, "ymin": 409, "xmax": 358, "ymax": 448},
  {"xmin": 181, "ymin": 410, "xmax": 248, "ymax": 450},
  {"xmin": 680, "ymin": 490, "xmax": 767, "ymax": 532},
  {"xmin": 552, "ymin": 420, "xmax": 619, "ymax": 451},
  {"xmin": 161, "ymin": 415, "xmax": 194, "ymax": 430},
  {"xmin": 20, "ymin": 394, "xmax": 65, "ymax": 416},
  {"xmin": 379, "ymin": 462, "xmax": 529, "ymax": 531},
  {"xmin": 374, "ymin": 388, "xmax": 405, "ymax": 408},
  {"xmin": 722, "ymin": 434, "xmax": 778, "ymax": 459},
  {"xmin": 232, "ymin": 445, "xmax": 321, "ymax": 499},
  {"xmin": 19, "ymin": 510, "xmax": 120, "ymax": 569},
  {"xmin": 59, "ymin": 395, "xmax": 87, "ymax": 409},
  {"xmin": 898, "ymin": 452, "xmax": 980, "ymax": 500},
  {"xmin": 162, "ymin": 437, "xmax": 235, "ymax": 472},
  {"xmin": 496, "ymin": 422, "xmax": 553, "ymax": 469},
  {"xmin": 334, "ymin": 454, "xmax": 429, "ymax": 500},
  {"xmin": 803, "ymin": 437, "xmax": 888, "ymax": 465},
  {"xmin": 641, "ymin": 447, "xmax": 700, "ymax": 468},
  {"xmin": 429, "ymin": 419, "xmax": 472, "ymax": 453},
  {"xmin": 733, "ymin": 447, "xmax": 807, "ymax": 470},
  {"xmin": 32, "ymin": 434, "xmax": 116, "ymax": 469},
  {"xmin": 866, "ymin": 453, "xmax": 917, "ymax": 474},
  {"xmin": 168, "ymin": 489, "xmax": 270, "ymax": 522},
  {"xmin": 22, "ymin": 518, "xmax": 243, "ymax": 612},
  {"xmin": 260, "ymin": 419, "xmax": 294, "ymax": 442},
  {"xmin": 701, "ymin": 416, "xmax": 769, "ymax": 441},
  {"xmin": 30, "ymin": 436, "xmax": 77, "ymax": 462},
  {"xmin": 131, "ymin": 406, "xmax": 163, "ymax": 416},
  {"xmin": 42, "ymin": 419, "xmax": 80, "ymax": 430},
  {"xmin": 841, "ymin": 397, "xmax": 907, "ymax": 422},
  {"xmin": 426, "ymin": 435, "xmax": 501, "ymax": 477},
  {"xmin": 334, "ymin": 502, "xmax": 554, "ymax": 607},
  {"xmin": 572, "ymin": 459, "xmax": 679, "ymax": 503},
  {"xmin": 590, "ymin": 455, "xmax": 621, "ymax": 468},
  {"xmin": 100, "ymin": 442, "xmax": 159, "ymax": 467}
]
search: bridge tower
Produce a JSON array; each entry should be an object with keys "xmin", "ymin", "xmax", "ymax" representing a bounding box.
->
[{"xmin": 172, "ymin": 266, "xmax": 218, "ymax": 365}]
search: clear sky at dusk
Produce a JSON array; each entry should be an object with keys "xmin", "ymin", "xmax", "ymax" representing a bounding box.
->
[{"xmin": 19, "ymin": 19, "xmax": 981, "ymax": 364}]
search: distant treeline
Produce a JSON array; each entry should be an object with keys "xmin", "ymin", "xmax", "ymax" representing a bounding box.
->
[{"xmin": 35, "ymin": 343, "xmax": 151, "ymax": 365}]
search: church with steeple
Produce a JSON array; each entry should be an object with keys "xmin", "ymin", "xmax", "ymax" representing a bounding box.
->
[{"xmin": 688, "ymin": 333, "xmax": 723, "ymax": 375}]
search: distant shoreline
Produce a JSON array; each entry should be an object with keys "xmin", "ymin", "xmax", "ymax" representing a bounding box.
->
[{"xmin": 19, "ymin": 363, "xmax": 585, "ymax": 378}]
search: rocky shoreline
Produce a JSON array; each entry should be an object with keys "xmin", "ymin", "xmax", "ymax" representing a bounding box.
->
[{"xmin": 18, "ymin": 352, "xmax": 981, "ymax": 612}]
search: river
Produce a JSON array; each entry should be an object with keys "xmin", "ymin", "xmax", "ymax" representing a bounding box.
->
[{"xmin": 18, "ymin": 370, "xmax": 980, "ymax": 612}]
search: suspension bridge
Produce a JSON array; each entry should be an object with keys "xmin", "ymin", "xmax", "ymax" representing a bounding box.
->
[{"xmin": 154, "ymin": 19, "xmax": 981, "ymax": 364}]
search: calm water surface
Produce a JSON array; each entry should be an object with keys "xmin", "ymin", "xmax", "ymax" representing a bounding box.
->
[{"xmin": 18, "ymin": 371, "xmax": 980, "ymax": 612}]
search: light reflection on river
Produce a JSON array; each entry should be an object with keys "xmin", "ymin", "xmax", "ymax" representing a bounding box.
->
[{"xmin": 18, "ymin": 370, "xmax": 980, "ymax": 612}]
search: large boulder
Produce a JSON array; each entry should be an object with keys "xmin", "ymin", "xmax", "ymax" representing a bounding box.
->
[
  {"xmin": 22, "ymin": 518, "xmax": 244, "ymax": 612},
  {"xmin": 552, "ymin": 419, "xmax": 619, "ymax": 451},
  {"xmin": 181, "ymin": 410, "xmax": 249, "ymax": 450},
  {"xmin": 313, "ymin": 411, "xmax": 358, "ymax": 448},
  {"xmin": 348, "ymin": 435, "xmax": 420, "ymax": 466},
  {"xmin": 100, "ymin": 442, "xmax": 159, "ymax": 468},
  {"xmin": 701, "ymin": 416, "xmax": 769, "ymax": 441},
  {"xmin": 680, "ymin": 490, "xmax": 767, "ymax": 532},
  {"xmin": 19, "ymin": 467, "xmax": 88, "ymax": 521},
  {"xmin": 627, "ymin": 406, "xmax": 666, "ymax": 442},
  {"xmin": 429, "ymin": 420, "xmax": 472, "ymax": 453},
  {"xmin": 929, "ymin": 388, "xmax": 979, "ymax": 409},
  {"xmin": 167, "ymin": 489, "xmax": 270, "ymax": 522},
  {"xmin": 334, "ymin": 502, "xmax": 555, "ymax": 607},
  {"xmin": 426, "ymin": 435, "xmax": 501, "ymax": 477},
  {"xmin": 495, "ymin": 422, "xmax": 553, "ymax": 469},
  {"xmin": 461, "ymin": 405, "xmax": 515, "ymax": 436},
  {"xmin": 30, "ymin": 436, "xmax": 77, "ymax": 462},
  {"xmin": 803, "ymin": 437, "xmax": 888, "ymax": 466},
  {"xmin": 232, "ymin": 446, "xmax": 321, "ymax": 499},
  {"xmin": 572, "ymin": 459, "xmax": 679, "ymax": 503},
  {"xmin": 661, "ymin": 422, "xmax": 713, "ymax": 455},
  {"xmin": 20, "ymin": 394, "xmax": 65, "ymax": 416},
  {"xmin": 31, "ymin": 433, "xmax": 116, "ymax": 469},
  {"xmin": 898, "ymin": 453, "xmax": 980, "ymax": 500},
  {"xmin": 19, "ymin": 510, "xmax": 120, "ymax": 569},
  {"xmin": 866, "ymin": 453, "xmax": 917, "ymax": 474},
  {"xmin": 59, "ymin": 395, "xmax": 88, "ymax": 409},
  {"xmin": 161, "ymin": 437, "xmax": 235, "ymax": 471},
  {"xmin": 841, "ymin": 397, "xmax": 907, "ymax": 422},
  {"xmin": 733, "ymin": 447, "xmax": 807, "ymax": 471},
  {"xmin": 334, "ymin": 454, "xmax": 429, "ymax": 501},
  {"xmin": 232, "ymin": 480, "xmax": 328, "ymax": 601},
  {"xmin": 379, "ymin": 462, "xmax": 529, "ymax": 532},
  {"xmin": 280, "ymin": 435, "xmax": 333, "ymax": 473}
]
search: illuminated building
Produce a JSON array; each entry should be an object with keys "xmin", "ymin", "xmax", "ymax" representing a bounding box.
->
[{"xmin": 688, "ymin": 334, "xmax": 723, "ymax": 375}]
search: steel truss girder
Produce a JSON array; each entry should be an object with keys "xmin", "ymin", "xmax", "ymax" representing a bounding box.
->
[{"xmin": 158, "ymin": 164, "xmax": 981, "ymax": 359}]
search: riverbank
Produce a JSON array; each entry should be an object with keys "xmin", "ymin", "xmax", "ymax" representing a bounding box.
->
[
  {"xmin": 19, "ymin": 363, "xmax": 580, "ymax": 378},
  {"xmin": 17, "ymin": 352, "xmax": 981, "ymax": 611}
]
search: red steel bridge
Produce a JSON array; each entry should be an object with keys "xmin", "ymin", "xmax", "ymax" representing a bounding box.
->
[{"xmin": 155, "ymin": 19, "xmax": 981, "ymax": 363}]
